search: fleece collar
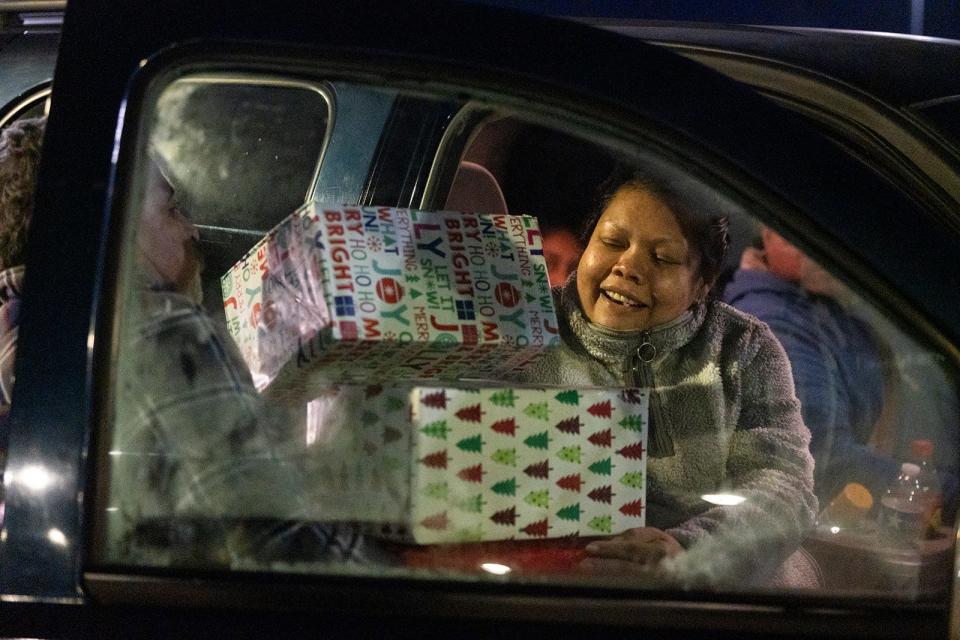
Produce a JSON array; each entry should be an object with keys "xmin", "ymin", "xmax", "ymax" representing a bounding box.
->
[{"xmin": 560, "ymin": 274, "xmax": 707, "ymax": 371}]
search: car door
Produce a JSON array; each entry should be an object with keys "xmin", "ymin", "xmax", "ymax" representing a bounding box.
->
[{"xmin": 2, "ymin": 1, "xmax": 959, "ymax": 638}]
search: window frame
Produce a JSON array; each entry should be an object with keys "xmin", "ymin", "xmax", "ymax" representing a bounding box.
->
[{"xmin": 5, "ymin": 2, "xmax": 959, "ymax": 637}]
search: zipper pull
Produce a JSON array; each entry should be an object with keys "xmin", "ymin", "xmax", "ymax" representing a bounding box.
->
[{"xmin": 637, "ymin": 330, "xmax": 656, "ymax": 363}]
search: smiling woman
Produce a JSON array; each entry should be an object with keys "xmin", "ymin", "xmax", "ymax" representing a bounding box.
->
[{"xmin": 517, "ymin": 170, "xmax": 818, "ymax": 588}]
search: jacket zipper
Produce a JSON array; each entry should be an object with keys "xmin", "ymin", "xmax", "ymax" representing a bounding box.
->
[{"xmin": 632, "ymin": 330, "xmax": 674, "ymax": 457}]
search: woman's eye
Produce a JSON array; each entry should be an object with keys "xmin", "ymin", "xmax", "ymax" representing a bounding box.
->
[
  {"xmin": 655, "ymin": 255, "xmax": 678, "ymax": 265},
  {"xmin": 599, "ymin": 237, "xmax": 625, "ymax": 249}
]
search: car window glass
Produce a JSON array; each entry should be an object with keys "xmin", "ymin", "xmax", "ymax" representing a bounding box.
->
[{"xmin": 96, "ymin": 70, "xmax": 960, "ymax": 605}]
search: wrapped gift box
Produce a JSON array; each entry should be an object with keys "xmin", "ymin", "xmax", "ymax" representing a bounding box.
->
[
  {"xmin": 305, "ymin": 384, "xmax": 649, "ymax": 544},
  {"xmin": 222, "ymin": 204, "xmax": 559, "ymax": 398}
]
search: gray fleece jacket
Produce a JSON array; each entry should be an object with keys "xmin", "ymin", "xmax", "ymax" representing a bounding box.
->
[{"xmin": 517, "ymin": 278, "xmax": 818, "ymax": 588}]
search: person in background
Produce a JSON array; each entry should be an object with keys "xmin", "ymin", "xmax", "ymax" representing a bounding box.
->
[
  {"xmin": 0, "ymin": 116, "xmax": 45, "ymax": 415},
  {"xmin": 108, "ymin": 152, "xmax": 377, "ymax": 567},
  {"xmin": 723, "ymin": 228, "xmax": 893, "ymax": 507},
  {"xmin": 518, "ymin": 171, "xmax": 818, "ymax": 588},
  {"xmin": 541, "ymin": 225, "xmax": 582, "ymax": 287},
  {"xmin": 723, "ymin": 228, "xmax": 956, "ymax": 516}
]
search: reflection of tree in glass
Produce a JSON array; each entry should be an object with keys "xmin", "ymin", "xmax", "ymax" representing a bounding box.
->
[{"xmin": 153, "ymin": 81, "xmax": 327, "ymax": 231}]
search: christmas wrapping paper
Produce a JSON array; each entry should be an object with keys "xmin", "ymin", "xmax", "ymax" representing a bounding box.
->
[
  {"xmin": 221, "ymin": 204, "xmax": 560, "ymax": 399},
  {"xmin": 305, "ymin": 384, "xmax": 649, "ymax": 544}
]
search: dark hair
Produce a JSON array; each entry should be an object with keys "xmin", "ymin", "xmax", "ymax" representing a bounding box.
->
[
  {"xmin": 0, "ymin": 116, "xmax": 46, "ymax": 271},
  {"xmin": 581, "ymin": 169, "xmax": 729, "ymax": 289}
]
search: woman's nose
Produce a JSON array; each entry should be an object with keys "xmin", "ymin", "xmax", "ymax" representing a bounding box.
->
[{"xmin": 612, "ymin": 255, "xmax": 647, "ymax": 283}]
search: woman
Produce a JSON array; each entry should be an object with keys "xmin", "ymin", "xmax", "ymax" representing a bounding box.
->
[{"xmin": 519, "ymin": 173, "xmax": 818, "ymax": 588}]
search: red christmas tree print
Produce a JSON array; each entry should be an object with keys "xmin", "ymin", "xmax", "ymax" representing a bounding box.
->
[
  {"xmin": 456, "ymin": 403, "xmax": 484, "ymax": 422},
  {"xmin": 555, "ymin": 416, "xmax": 581, "ymax": 435},
  {"xmin": 587, "ymin": 400, "xmax": 612, "ymax": 418},
  {"xmin": 420, "ymin": 450, "xmax": 449, "ymax": 469},
  {"xmin": 521, "ymin": 519, "xmax": 550, "ymax": 538},
  {"xmin": 587, "ymin": 429, "xmax": 613, "ymax": 447},
  {"xmin": 620, "ymin": 499, "xmax": 644, "ymax": 517},
  {"xmin": 588, "ymin": 485, "xmax": 613, "ymax": 504},
  {"xmin": 421, "ymin": 390, "xmax": 447, "ymax": 409},
  {"xmin": 420, "ymin": 511, "xmax": 449, "ymax": 530},
  {"xmin": 491, "ymin": 418, "xmax": 517, "ymax": 436},
  {"xmin": 617, "ymin": 442, "xmax": 646, "ymax": 460},
  {"xmin": 490, "ymin": 506, "xmax": 517, "ymax": 526},
  {"xmin": 364, "ymin": 384, "xmax": 383, "ymax": 399},
  {"xmin": 556, "ymin": 474, "xmax": 583, "ymax": 493},
  {"xmin": 457, "ymin": 464, "xmax": 484, "ymax": 483},
  {"xmin": 524, "ymin": 460, "xmax": 551, "ymax": 479}
]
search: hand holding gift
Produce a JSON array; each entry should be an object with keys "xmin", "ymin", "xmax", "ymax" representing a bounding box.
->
[{"xmin": 582, "ymin": 526, "xmax": 683, "ymax": 572}]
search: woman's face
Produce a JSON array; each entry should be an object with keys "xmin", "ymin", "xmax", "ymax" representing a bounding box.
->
[{"xmin": 576, "ymin": 186, "xmax": 705, "ymax": 332}]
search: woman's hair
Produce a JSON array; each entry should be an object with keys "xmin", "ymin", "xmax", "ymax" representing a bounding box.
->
[
  {"xmin": 581, "ymin": 169, "xmax": 730, "ymax": 288},
  {"xmin": 0, "ymin": 116, "xmax": 46, "ymax": 271}
]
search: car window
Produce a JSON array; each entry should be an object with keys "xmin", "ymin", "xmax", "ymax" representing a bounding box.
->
[{"xmin": 94, "ymin": 66, "xmax": 959, "ymax": 606}]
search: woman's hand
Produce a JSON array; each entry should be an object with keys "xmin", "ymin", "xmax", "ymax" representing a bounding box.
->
[{"xmin": 580, "ymin": 527, "xmax": 683, "ymax": 573}]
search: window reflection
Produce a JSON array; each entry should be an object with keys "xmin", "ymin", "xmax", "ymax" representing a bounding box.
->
[{"xmin": 99, "ymin": 75, "xmax": 959, "ymax": 603}]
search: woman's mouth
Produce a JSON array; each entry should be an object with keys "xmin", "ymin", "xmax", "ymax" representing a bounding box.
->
[{"xmin": 601, "ymin": 289, "xmax": 645, "ymax": 308}]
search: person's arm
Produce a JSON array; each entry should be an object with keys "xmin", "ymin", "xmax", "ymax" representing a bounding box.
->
[
  {"xmin": 111, "ymin": 296, "xmax": 378, "ymax": 565},
  {"xmin": 661, "ymin": 323, "xmax": 818, "ymax": 587},
  {"xmin": 748, "ymin": 300, "xmax": 899, "ymax": 502}
]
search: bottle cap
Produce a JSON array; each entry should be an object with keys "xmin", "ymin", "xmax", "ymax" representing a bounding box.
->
[
  {"xmin": 910, "ymin": 439, "xmax": 935, "ymax": 460},
  {"xmin": 901, "ymin": 462, "xmax": 921, "ymax": 476}
]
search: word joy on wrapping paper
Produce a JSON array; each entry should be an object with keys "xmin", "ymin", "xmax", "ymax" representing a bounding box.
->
[{"xmin": 222, "ymin": 204, "xmax": 561, "ymax": 399}]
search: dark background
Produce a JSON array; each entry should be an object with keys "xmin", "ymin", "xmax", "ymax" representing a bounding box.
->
[{"xmin": 466, "ymin": 0, "xmax": 960, "ymax": 39}]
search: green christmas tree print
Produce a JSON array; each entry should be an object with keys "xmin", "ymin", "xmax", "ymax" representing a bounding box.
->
[
  {"xmin": 523, "ymin": 401, "xmax": 550, "ymax": 421},
  {"xmin": 456, "ymin": 434, "xmax": 484, "ymax": 453},
  {"xmin": 524, "ymin": 489, "xmax": 550, "ymax": 509},
  {"xmin": 619, "ymin": 471, "xmax": 644, "ymax": 490},
  {"xmin": 457, "ymin": 493, "xmax": 485, "ymax": 513},
  {"xmin": 491, "ymin": 477, "xmax": 517, "ymax": 496},
  {"xmin": 383, "ymin": 426, "xmax": 403, "ymax": 444},
  {"xmin": 523, "ymin": 431, "xmax": 550, "ymax": 450},
  {"xmin": 556, "ymin": 503, "xmax": 582, "ymax": 522},
  {"xmin": 385, "ymin": 395, "xmax": 406, "ymax": 412},
  {"xmin": 557, "ymin": 445, "xmax": 582, "ymax": 464},
  {"xmin": 491, "ymin": 447, "xmax": 518, "ymax": 467},
  {"xmin": 618, "ymin": 415, "xmax": 645, "ymax": 432},
  {"xmin": 489, "ymin": 389, "xmax": 518, "ymax": 408},
  {"xmin": 454, "ymin": 525, "xmax": 484, "ymax": 542},
  {"xmin": 588, "ymin": 457, "xmax": 613, "ymax": 476},
  {"xmin": 554, "ymin": 390, "xmax": 581, "ymax": 406},
  {"xmin": 588, "ymin": 515, "xmax": 613, "ymax": 534},
  {"xmin": 420, "ymin": 420, "xmax": 449, "ymax": 440},
  {"xmin": 361, "ymin": 410, "xmax": 379, "ymax": 427},
  {"xmin": 422, "ymin": 481, "xmax": 449, "ymax": 501}
]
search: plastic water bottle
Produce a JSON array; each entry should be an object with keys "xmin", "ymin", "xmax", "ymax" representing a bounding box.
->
[
  {"xmin": 879, "ymin": 462, "xmax": 925, "ymax": 542},
  {"xmin": 909, "ymin": 439, "xmax": 944, "ymax": 538}
]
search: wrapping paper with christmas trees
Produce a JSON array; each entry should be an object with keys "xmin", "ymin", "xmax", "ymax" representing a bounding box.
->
[
  {"xmin": 410, "ymin": 386, "xmax": 649, "ymax": 543},
  {"xmin": 222, "ymin": 203, "xmax": 559, "ymax": 400}
]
